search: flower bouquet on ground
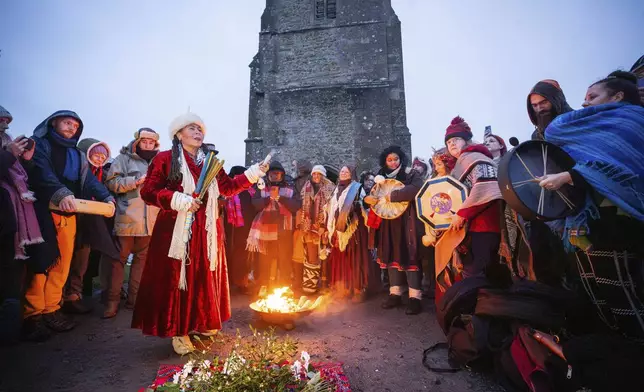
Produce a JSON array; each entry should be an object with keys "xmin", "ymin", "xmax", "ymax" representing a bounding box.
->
[{"xmin": 145, "ymin": 327, "xmax": 348, "ymax": 392}]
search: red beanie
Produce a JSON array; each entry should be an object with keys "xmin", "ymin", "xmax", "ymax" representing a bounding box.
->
[{"xmin": 445, "ymin": 116, "xmax": 473, "ymax": 143}]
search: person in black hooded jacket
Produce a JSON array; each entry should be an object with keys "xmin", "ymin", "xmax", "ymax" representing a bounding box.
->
[
  {"xmin": 224, "ymin": 165, "xmax": 258, "ymax": 294},
  {"xmin": 506, "ymin": 81, "xmax": 574, "ymax": 287},
  {"xmin": 248, "ymin": 161, "xmax": 302, "ymax": 292},
  {"xmin": 527, "ymin": 79, "xmax": 573, "ymax": 140}
]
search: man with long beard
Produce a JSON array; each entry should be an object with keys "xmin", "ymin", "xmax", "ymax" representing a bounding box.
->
[
  {"xmin": 527, "ymin": 79, "xmax": 573, "ymax": 140},
  {"xmin": 521, "ymin": 80, "xmax": 573, "ymax": 285}
]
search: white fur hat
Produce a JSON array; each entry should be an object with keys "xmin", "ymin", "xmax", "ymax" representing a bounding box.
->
[
  {"xmin": 168, "ymin": 112, "xmax": 207, "ymax": 140},
  {"xmin": 311, "ymin": 165, "xmax": 327, "ymax": 176}
]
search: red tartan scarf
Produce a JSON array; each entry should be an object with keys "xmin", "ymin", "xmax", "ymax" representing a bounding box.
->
[
  {"xmin": 299, "ymin": 177, "xmax": 335, "ymax": 232},
  {"xmin": 226, "ymin": 195, "xmax": 245, "ymax": 228},
  {"xmin": 246, "ymin": 186, "xmax": 294, "ymax": 254}
]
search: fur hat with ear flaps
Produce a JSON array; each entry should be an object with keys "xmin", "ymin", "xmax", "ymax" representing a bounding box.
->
[{"xmin": 168, "ymin": 112, "xmax": 207, "ymax": 140}]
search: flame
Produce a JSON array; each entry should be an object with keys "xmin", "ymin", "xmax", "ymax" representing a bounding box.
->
[{"xmin": 252, "ymin": 286, "xmax": 323, "ymax": 314}]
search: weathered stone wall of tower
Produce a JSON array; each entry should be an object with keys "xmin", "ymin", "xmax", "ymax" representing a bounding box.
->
[{"xmin": 246, "ymin": 0, "xmax": 411, "ymax": 174}]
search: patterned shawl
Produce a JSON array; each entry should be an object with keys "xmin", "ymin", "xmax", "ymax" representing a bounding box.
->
[
  {"xmin": 546, "ymin": 102, "xmax": 644, "ymax": 250},
  {"xmin": 299, "ymin": 177, "xmax": 335, "ymax": 233},
  {"xmin": 451, "ymin": 146, "xmax": 503, "ymax": 210}
]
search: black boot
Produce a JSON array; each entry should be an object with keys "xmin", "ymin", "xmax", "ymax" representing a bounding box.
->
[
  {"xmin": 42, "ymin": 310, "xmax": 77, "ymax": 332},
  {"xmin": 406, "ymin": 298, "xmax": 422, "ymax": 315},
  {"xmin": 21, "ymin": 315, "xmax": 52, "ymax": 342},
  {"xmin": 381, "ymin": 294, "xmax": 402, "ymax": 309}
]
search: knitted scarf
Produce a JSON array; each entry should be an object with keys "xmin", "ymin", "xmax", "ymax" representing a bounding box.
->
[
  {"xmin": 246, "ymin": 187, "xmax": 294, "ymax": 254},
  {"xmin": 0, "ymin": 161, "xmax": 43, "ymax": 259},
  {"xmin": 226, "ymin": 195, "xmax": 245, "ymax": 228},
  {"xmin": 300, "ymin": 177, "xmax": 335, "ymax": 233},
  {"xmin": 167, "ymin": 147, "xmax": 220, "ymax": 290},
  {"xmin": 546, "ymin": 102, "xmax": 644, "ymax": 250}
]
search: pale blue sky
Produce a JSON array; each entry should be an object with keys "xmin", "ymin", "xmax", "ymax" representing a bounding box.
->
[{"xmin": 1, "ymin": 0, "xmax": 642, "ymax": 168}]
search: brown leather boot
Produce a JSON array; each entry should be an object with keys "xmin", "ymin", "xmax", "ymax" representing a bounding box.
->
[{"xmin": 102, "ymin": 301, "xmax": 119, "ymax": 319}]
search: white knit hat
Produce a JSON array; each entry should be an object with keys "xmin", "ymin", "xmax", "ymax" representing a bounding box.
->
[
  {"xmin": 311, "ymin": 165, "xmax": 327, "ymax": 176},
  {"xmin": 168, "ymin": 112, "xmax": 207, "ymax": 140}
]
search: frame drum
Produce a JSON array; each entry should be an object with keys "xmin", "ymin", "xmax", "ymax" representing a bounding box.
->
[{"xmin": 498, "ymin": 140, "xmax": 585, "ymax": 221}]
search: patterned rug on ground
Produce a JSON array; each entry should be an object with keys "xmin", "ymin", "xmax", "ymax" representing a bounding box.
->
[{"xmin": 140, "ymin": 362, "xmax": 351, "ymax": 391}]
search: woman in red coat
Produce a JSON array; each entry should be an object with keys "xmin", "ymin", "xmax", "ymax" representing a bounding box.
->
[{"xmin": 131, "ymin": 113, "xmax": 267, "ymax": 354}]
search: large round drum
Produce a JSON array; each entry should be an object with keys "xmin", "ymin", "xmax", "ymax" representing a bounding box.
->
[
  {"xmin": 498, "ymin": 140, "xmax": 586, "ymax": 221},
  {"xmin": 416, "ymin": 176, "xmax": 468, "ymax": 230},
  {"xmin": 371, "ymin": 178, "xmax": 409, "ymax": 219}
]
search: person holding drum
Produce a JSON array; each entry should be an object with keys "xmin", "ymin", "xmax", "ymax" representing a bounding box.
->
[
  {"xmin": 527, "ymin": 79, "xmax": 573, "ymax": 141},
  {"xmin": 131, "ymin": 112, "xmax": 268, "ymax": 355},
  {"xmin": 365, "ymin": 145, "xmax": 425, "ymax": 315},
  {"xmin": 540, "ymin": 71, "xmax": 644, "ymax": 341},
  {"xmin": 440, "ymin": 116, "xmax": 507, "ymax": 282}
]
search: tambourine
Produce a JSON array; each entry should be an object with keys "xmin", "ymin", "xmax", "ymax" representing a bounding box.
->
[
  {"xmin": 49, "ymin": 199, "xmax": 115, "ymax": 218},
  {"xmin": 498, "ymin": 140, "xmax": 585, "ymax": 221},
  {"xmin": 371, "ymin": 178, "xmax": 409, "ymax": 220}
]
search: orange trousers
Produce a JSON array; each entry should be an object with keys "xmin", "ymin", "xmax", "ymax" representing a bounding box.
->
[{"xmin": 24, "ymin": 213, "xmax": 76, "ymax": 318}]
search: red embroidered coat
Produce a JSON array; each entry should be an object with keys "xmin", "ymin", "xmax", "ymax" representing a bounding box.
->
[{"xmin": 131, "ymin": 150, "xmax": 252, "ymax": 337}]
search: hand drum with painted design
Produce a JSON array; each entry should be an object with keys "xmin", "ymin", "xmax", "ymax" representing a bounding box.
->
[
  {"xmin": 416, "ymin": 176, "xmax": 468, "ymax": 230},
  {"xmin": 498, "ymin": 140, "xmax": 586, "ymax": 221},
  {"xmin": 371, "ymin": 179, "xmax": 409, "ymax": 220}
]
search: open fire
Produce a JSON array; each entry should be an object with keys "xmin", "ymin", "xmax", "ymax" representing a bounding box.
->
[{"xmin": 251, "ymin": 286, "xmax": 324, "ymax": 314}]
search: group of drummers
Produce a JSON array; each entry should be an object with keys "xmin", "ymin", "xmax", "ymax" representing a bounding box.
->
[{"xmin": 302, "ymin": 67, "xmax": 644, "ymax": 345}]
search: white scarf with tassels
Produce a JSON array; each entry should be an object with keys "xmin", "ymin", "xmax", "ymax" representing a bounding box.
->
[{"xmin": 168, "ymin": 147, "xmax": 220, "ymax": 290}]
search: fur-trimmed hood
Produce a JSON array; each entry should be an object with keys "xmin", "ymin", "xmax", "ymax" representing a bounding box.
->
[{"xmin": 77, "ymin": 138, "xmax": 111, "ymax": 167}]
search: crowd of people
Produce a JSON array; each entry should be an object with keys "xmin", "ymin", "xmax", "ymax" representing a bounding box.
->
[{"xmin": 1, "ymin": 55, "xmax": 643, "ymax": 390}]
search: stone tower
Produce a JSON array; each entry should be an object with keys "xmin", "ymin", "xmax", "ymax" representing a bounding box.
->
[{"xmin": 245, "ymin": 0, "xmax": 411, "ymax": 175}]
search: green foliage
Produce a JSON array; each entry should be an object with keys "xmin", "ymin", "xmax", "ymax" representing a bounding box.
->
[{"xmin": 155, "ymin": 327, "xmax": 333, "ymax": 392}]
